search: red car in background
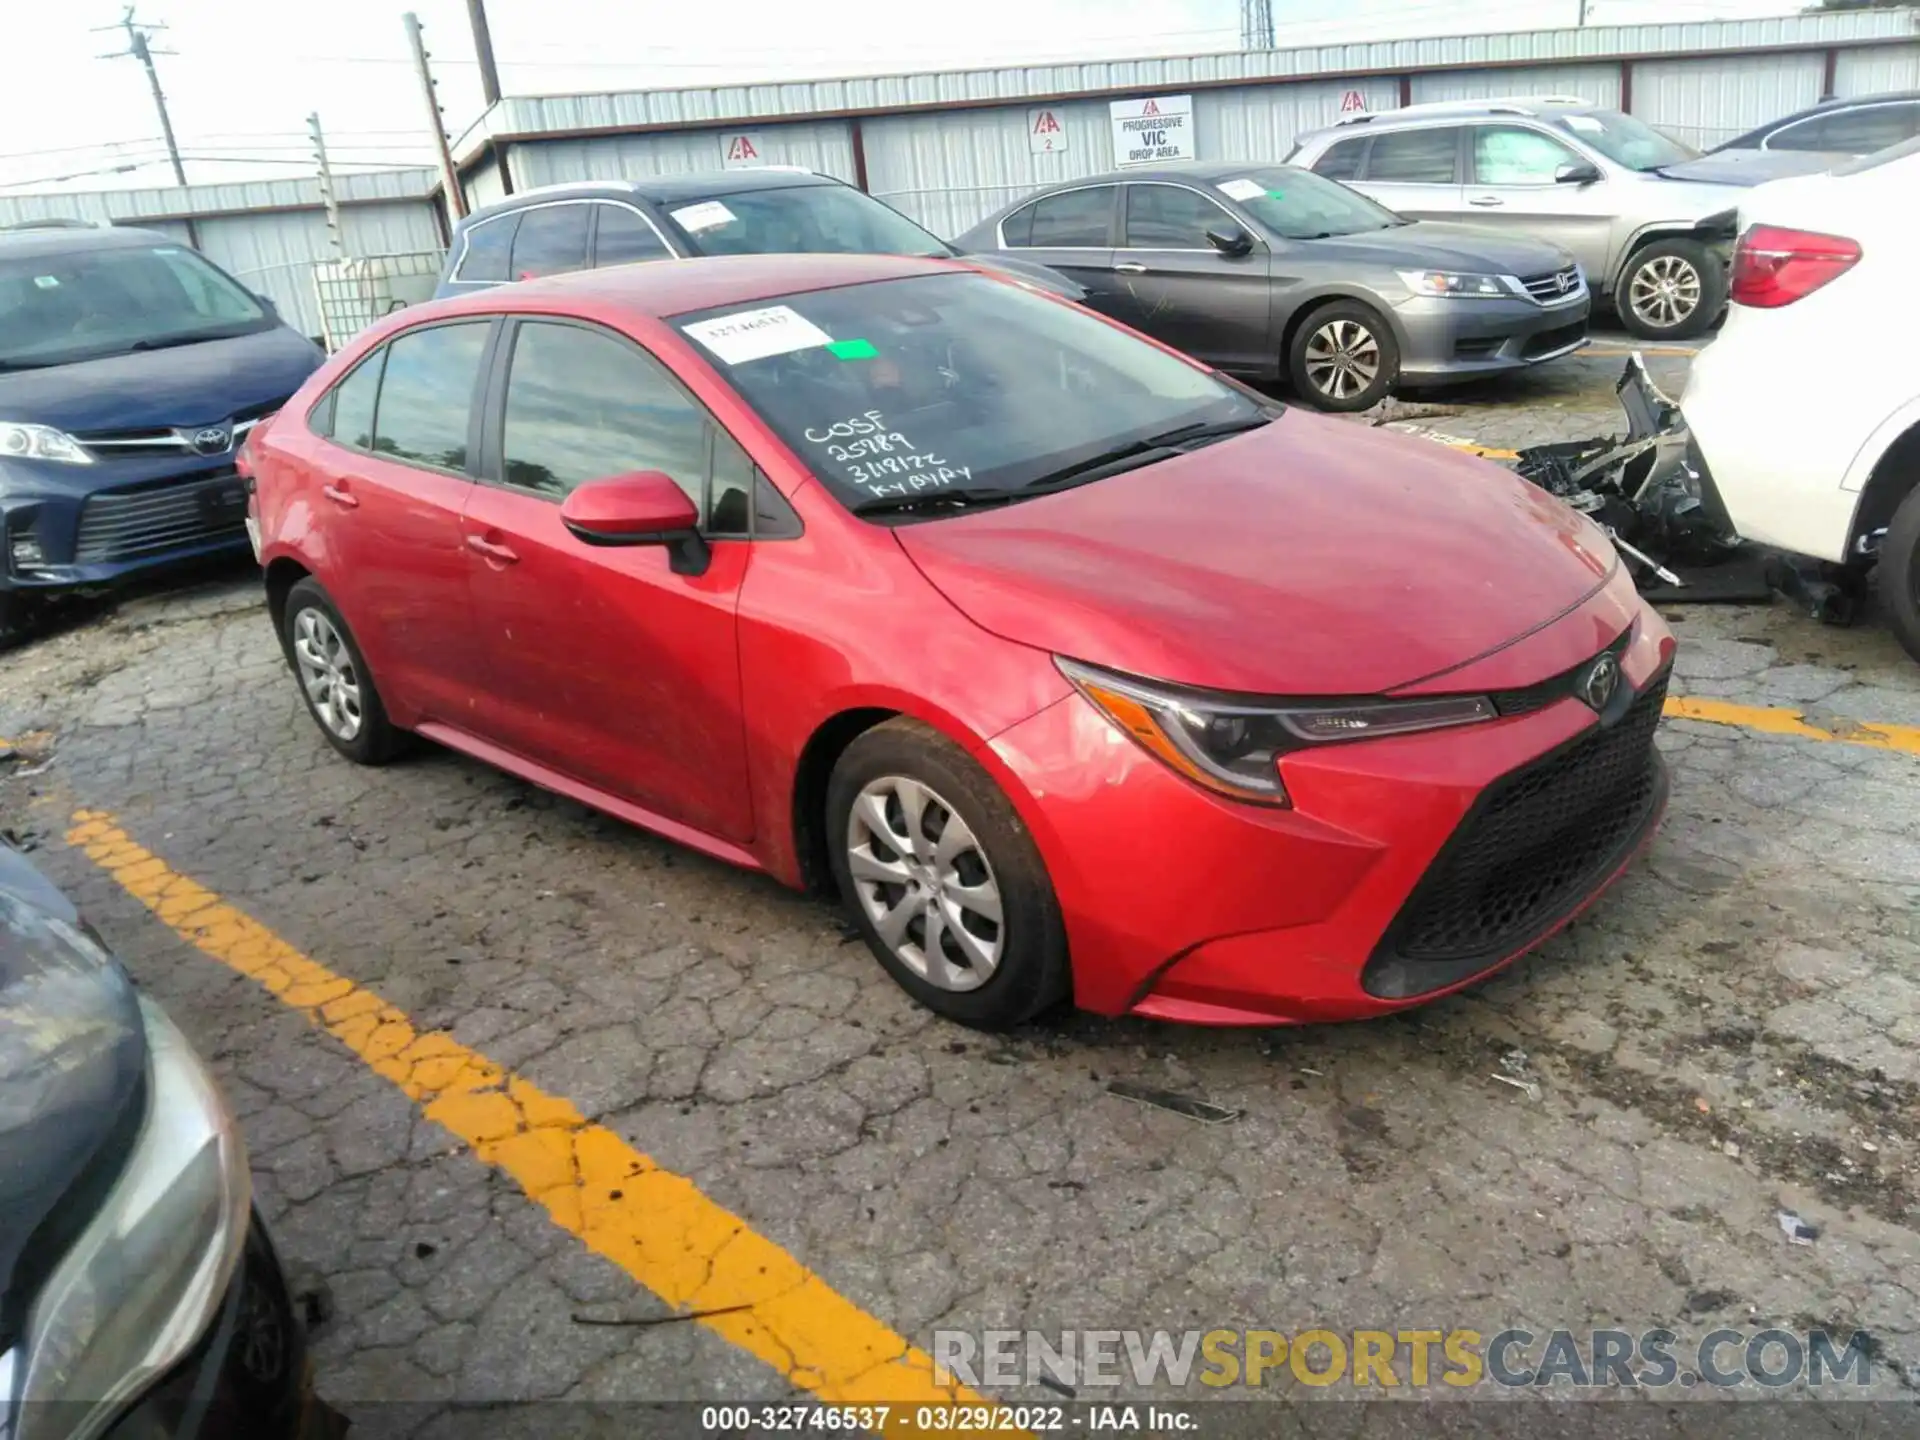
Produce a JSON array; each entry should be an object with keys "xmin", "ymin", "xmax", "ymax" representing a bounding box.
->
[{"xmin": 242, "ymin": 253, "xmax": 1673, "ymax": 1030}]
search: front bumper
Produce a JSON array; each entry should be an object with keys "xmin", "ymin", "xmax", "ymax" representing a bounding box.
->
[
  {"xmin": 0, "ymin": 455, "xmax": 252, "ymax": 597},
  {"xmin": 98, "ymin": 1213, "xmax": 311, "ymax": 1440},
  {"xmin": 1395, "ymin": 292, "xmax": 1591, "ymax": 384},
  {"xmin": 990, "ymin": 593, "xmax": 1673, "ymax": 1026}
]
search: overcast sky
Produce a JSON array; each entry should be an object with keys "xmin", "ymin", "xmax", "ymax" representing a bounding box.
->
[{"xmin": 3, "ymin": 0, "xmax": 1803, "ymax": 193}]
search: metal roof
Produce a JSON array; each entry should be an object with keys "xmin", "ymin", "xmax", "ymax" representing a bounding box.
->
[
  {"xmin": 451, "ymin": 9, "xmax": 1919, "ymax": 161},
  {"xmin": 0, "ymin": 168, "xmax": 440, "ymax": 227}
]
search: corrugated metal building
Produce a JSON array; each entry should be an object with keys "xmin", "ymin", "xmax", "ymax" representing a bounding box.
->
[{"xmin": 451, "ymin": 9, "xmax": 1920, "ymax": 235}]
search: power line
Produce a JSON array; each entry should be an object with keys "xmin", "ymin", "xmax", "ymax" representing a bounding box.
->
[{"xmin": 94, "ymin": 6, "xmax": 188, "ymax": 187}]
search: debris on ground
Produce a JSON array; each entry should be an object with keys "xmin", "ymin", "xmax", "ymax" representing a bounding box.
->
[
  {"xmin": 1777, "ymin": 1209, "xmax": 1821, "ymax": 1245},
  {"xmin": 1105, "ymin": 1079, "xmax": 1241, "ymax": 1124},
  {"xmin": 1492, "ymin": 1048, "xmax": 1543, "ymax": 1102},
  {"xmin": 0, "ymin": 730, "xmax": 57, "ymax": 780}
]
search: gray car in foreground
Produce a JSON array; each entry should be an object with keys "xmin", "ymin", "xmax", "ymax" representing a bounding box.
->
[{"xmin": 954, "ymin": 162, "xmax": 1588, "ymax": 411}]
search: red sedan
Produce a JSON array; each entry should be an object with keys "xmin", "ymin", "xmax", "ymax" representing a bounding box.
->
[{"xmin": 243, "ymin": 252, "xmax": 1673, "ymax": 1030}]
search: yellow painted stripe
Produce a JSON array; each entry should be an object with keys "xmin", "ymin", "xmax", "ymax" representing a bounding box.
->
[
  {"xmin": 66, "ymin": 810, "xmax": 1002, "ymax": 1430},
  {"xmin": 1584, "ymin": 344, "xmax": 1700, "ymax": 358},
  {"xmin": 1664, "ymin": 696, "xmax": 1920, "ymax": 757}
]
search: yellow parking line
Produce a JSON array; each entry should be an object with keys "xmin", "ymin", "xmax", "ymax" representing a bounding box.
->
[
  {"xmin": 65, "ymin": 809, "xmax": 1002, "ymax": 1430},
  {"xmin": 1584, "ymin": 344, "xmax": 1700, "ymax": 358},
  {"xmin": 1664, "ymin": 696, "xmax": 1920, "ymax": 757}
]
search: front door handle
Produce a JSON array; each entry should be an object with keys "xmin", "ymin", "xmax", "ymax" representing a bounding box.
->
[
  {"xmin": 1467, "ymin": 195, "xmax": 1505, "ymax": 207},
  {"xmin": 321, "ymin": 483, "xmax": 359, "ymax": 509},
  {"xmin": 1113, "ymin": 262, "xmax": 1148, "ymax": 274},
  {"xmin": 465, "ymin": 533, "xmax": 519, "ymax": 565}
]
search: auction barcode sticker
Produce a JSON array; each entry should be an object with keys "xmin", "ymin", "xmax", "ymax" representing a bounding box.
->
[{"xmin": 682, "ymin": 305, "xmax": 834, "ymax": 365}]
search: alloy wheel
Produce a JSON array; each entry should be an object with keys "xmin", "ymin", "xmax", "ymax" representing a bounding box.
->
[
  {"xmin": 1628, "ymin": 254, "xmax": 1702, "ymax": 331},
  {"xmin": 1303, "ymin": 319, "xmax": 1381, "ymax": 402},
  {"xmin": 846, "ymin": 774, "xmax": 1004, "ymax": 992},
  {"xmin": 292, "ymin": 608, "xmax": 363, "ymax": 742}
]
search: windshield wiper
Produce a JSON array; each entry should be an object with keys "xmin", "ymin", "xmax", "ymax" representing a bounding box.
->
[
  {"xmin": 856, "ymin": 487, "xmax": 1025, "ymax": 518},
  {"xmin": 126, "ymin": 333, "xmax": 228, "ymax": 353},
  {"xmin": 1014, "ymin": 412, "xmax": 1276, "ymax": 495},
  {"xmin": 1138, "ymin": 413, "xmax": 1275, "ymax": 449}
]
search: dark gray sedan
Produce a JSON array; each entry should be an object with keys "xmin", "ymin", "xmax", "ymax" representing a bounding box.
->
[{"xmin": 954, "ymin": 163, "xmax": 1591, "ymax": 411}]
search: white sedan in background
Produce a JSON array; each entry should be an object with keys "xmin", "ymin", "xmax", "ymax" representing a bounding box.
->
[{"xmin": 1678, "ymin": 134, "xmax": 1920, "ymax": 661}]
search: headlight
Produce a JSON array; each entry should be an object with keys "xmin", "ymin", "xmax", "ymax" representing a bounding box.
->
[
  {"xmin": 14, "ymin": 999, "xmax": 250, "ymax": 1440},
  {"xmin": 1058, "ymin": 658, "xmax": 1497, "ymax": 806},
  {"xmin": 0, "ymin": 425, "xmax": 92, "ymax": 466},
  {"xmin": 1396, "ymin": 270, "xmax": 1510, "ymax": 299}
]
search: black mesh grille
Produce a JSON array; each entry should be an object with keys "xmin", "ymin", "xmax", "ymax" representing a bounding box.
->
[
  {"xmin": 74, "ymin": 471, "xmax": 248, "ymax": 564},
  {"xmin": 1366, "ymin": 670, "xmax": 1668, "ymax": 991}
]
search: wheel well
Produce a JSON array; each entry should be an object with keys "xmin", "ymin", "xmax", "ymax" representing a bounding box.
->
[
  {"xmin": 263, "ymin": 558, "xmax": 310, "ymax": 663},
  {"xmin": 1279, "ymin": 294, "xmax": 1390, "ymax": 372},
  {"xmin": 790, "ymin": 707, "xmax": 897, "ymax": 894},
  {"xmin": 1852, "ymin": 422, "xmax": 1920, "ymax": 559},
  {"xmin": 1610, "ymin": 229, "xmax": 1717, "ymax": 295}
]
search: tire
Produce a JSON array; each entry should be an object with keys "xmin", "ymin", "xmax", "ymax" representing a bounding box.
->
[
  {"xmin": 826, "ymin": 718, "xmax": 1069, "ymax": 1030},
  {"xmin": 1617, "ymin": 238, "xmax": 1725, "ymax": 341},
  {"xmin": 1878, "ymin": 483, "xmax": 1920, "ymax": 666},
  {"xmin": 282, "ymin": 578, "xmax": 406, "ymax": 765},
  {"xmin": 1287, "ymin": 301, "xmax": 1399, "ymax": 413}
]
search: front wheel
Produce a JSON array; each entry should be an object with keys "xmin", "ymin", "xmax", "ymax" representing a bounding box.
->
[
  {"xmin": 826, "ymin": 719, "xmax": 1069, "ymax": 1030},
  {"xmin": 1878, "ymin": 484, "xmax": 1920, "ymax": 666},
  {"xmin": 1618, "ymin": 238, "xmax": 1725, "ymax": 341},
  {"xmin": 1288, "ymin": 301, "xmax": 1399, "ymax": 413}
]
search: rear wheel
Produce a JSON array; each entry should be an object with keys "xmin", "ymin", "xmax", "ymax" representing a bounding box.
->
[
  {"xmin": 1288, "ymin": 301, "xmax": 1399, "ymax": 413},
  {"xmin": 826, "ymin": 719, "xmax": 1069, "ymax": 1030},
  {"xmin": 1878, "ymin": 484, "xmax": 1920, "ymax": 665},
  {"xmin": 283, "ymin": 578, "xmax": 406, "ymax": 764},
  {"xmin": 1618, "ymin": 238, "xmax": 1724, "ymax": 341}
]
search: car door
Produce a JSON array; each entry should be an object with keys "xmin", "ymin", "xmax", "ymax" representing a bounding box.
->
[
  {"xmin": 306, "ymin": 320, "xmax": 493, "ymax": 721},
  {"xmin": 1463, "ymin": 124, "xmax": 1614, "ymax": 280},
  {"xmin": 506, "ymin": 201, "xmax": 592, "ymax": 282},
  {"xmin": 1351, "ymin": 126, "xmax": 1466, "ymax": 221},
  {"xmin": 1112, "ymin": 181, "xmax": 1272, "ymax": 370},
  {"xmin": 996, "ymin": 185, "xmax": 1118, "ymax": 304},
  {"xmin": 460, "ymin": 317, "xmax": 754, "ymax": 842}
]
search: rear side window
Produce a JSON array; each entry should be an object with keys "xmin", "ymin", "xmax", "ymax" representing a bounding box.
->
[
  {"xmin": 1311, "ymin": 137, "xmax": 1368, "ymax": 181},
  {"xmin": 998, "ymin": 203, "xmax": 1035, "ymax": 247},
  {"xmin": 508, "ymin": 204, "xmax": 590, "ymax": 280},
  {"xmin": 593, "ymin": 204, "xmax": 672, "ymax": 267},
  {"xmin": 371, "ymin": 322, "xmax": 490, "ymax": 471},
  {"xmin": 1364, "ymin": 128, "xmax": 1461, "ymax": 183},
  {"xmin": 455, "ymin": 214, "xmax": 517, "ymax": 283},
  {"xmin": 320, "ymin": 351, "xmax": 384, "ymax": 447},
  {"xmin": 1021, "ymin": 187, "xmax": 1116, "ymax": 247},
  {"xmin": 1770, "ymin": 102, "xmax": 1920, "ymax": 154}
]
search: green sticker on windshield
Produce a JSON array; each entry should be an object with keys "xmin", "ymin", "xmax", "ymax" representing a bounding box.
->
[
  {"xmin": 1267, "ymin": 190, "xmax": 1284, "ymax": 200},
  {"xmin": 827, "ymin": 338, "xmax": 878, "ymax": 361}
]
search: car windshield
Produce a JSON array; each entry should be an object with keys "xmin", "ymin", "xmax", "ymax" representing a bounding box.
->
[
  {"xmin": 1554, "ymin": 111, "xmax": 1699, "ymax": 171},
  {"xmin": 666, "ymin": 184, "xmax": 952, "ymax": 260},
  {"xmin": 1216, "ymin": 168, "xmax": 1404, "ymax": 238},
  {"xmin": 0, "ymin": 242, "xmax": 271, "ymax": 370},
  {"xmin": 675, "ymin": 271, "xmax": 1270, "ymax": 518}
]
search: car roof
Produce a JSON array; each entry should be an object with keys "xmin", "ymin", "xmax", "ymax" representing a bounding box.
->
[
  {"xmin": 0, "ymin": 224, "xmax": 179, "ymax": 260},
  {"xmin": 457, "ymin": 169, "xmax": 836, "ymax": 228},
  {"xmin": 1295, "ymin": 97, "xmax": 1611, "ymax": 145},
  {"xmin": 995, "ymin": 161, "xmax": 1301, "ymax": 198},
  {"xmin": 420, "ymin": 251, "xmax": 967, "ymax": 322}
]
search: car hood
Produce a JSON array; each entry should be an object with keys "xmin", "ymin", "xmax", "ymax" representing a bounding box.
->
[
  {"xmin": 1294, "ymin": 221, "xmax": 1574, "ymax": 276},
  {"xmin": 0, "ymin": 843, "xmax": 147, "ymax": 1352},
  {"xmin": 894, "ymin": 412, "xmax": 1619, "ymax": 695},
  {"xmin": 955, "ymin": 250, "xmax": 1089, "ymax": 301},
  {"xmin": 0, "ymin": 324, "xmax": 324, "ymax": 434},
  {"xmin": 1655, "ymin": 151, "xmax": 1835, "ymax": 186}
]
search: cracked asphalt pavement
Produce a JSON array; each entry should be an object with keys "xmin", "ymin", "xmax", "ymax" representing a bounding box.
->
[{"xmin": 4, "ymin": 341, "xmax": 1920, "ymax": 1432}]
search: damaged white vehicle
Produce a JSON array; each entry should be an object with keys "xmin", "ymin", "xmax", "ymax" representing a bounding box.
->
[{"xmin": 1516, "ymin": 136, "xmax": 1920, "ymax": 663}]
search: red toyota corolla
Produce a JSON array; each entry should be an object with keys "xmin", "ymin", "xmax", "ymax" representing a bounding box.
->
[{"xmin": 243, "ymin": 252, "xmax": 1673, "ymax": 1030}]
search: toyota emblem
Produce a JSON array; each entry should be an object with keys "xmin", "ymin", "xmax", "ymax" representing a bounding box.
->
[
  {"xmin": 1581, "ymin": 652, "xmax": 1621, "ymax": 713},
  {"xmin": 189, "ymin": 426, "xmax": 231, "ymax": 455}
]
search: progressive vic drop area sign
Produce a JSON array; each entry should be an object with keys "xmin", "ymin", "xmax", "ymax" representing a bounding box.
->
[{"xmin": 1109, "ymin": 94, "xmax": 1194, "ymax": 168}]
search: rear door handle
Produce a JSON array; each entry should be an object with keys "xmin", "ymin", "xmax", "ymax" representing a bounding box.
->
[
  {"xmin": 465, "ymin": 533, "xmax": 519, "ymax": 565},
  {"xmin": 321, "ymin": 483, "xmax": 359, "ymax": 509},
  {"xmin": 1467, "ymin": 196, "xmax": 1504, "ymax": 207},
  {"xmin": 1113, "ymin": 262, "xmax": 1148, "ymax": 274}
]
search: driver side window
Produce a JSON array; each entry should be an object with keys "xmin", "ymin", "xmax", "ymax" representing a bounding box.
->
[
  {"xmin": 1472, "ymin": 126, "xmax": 1582, "ymax": 185},
  {"xmin": 1123, "ymin": 184, "xmax": 1240, "ymax": 249}
]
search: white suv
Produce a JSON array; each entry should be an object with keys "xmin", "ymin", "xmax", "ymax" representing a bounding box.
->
[
  {"xmin": 1680, "ymin": 137, "xmax": 1920, "ymax": 660},
  {"xmin": 1288, "ymin": 98, "xmax": 1822, "ymax": 340}
]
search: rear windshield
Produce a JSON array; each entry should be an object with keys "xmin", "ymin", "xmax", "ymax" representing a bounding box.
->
[
  {"xmin": 1833, "ymin": 132, "xmax": 1920, "ymax": 175},
  {"xmin": 664, "ymin": 184, "xmax": 951, "ymax": 260},
  {"xmin": 1213, "ymin": 168, "xmax": 1405, "ymax": 238},
  {"xmin": 0, "ymin": 243, "xmax": 271, "ymax": 371},
  {"xmin": 1554, "ymin": 111, "xmax": 1698, "ymax": 171},
  {"xmin": 674, "ymin": 271, "xmax": 1264, "ymax": 516}
]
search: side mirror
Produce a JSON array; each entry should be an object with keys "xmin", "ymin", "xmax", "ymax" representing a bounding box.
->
[
  {"xmin": 254, "ymin": 292, "xmax": 279, "ymax": 314},
  {"xmin": 560, "ymin": 470, "xmax": 710, "ymax": 575},
  {"xmin": 1205, "ymin": 225, "xmax": 1256, "ymax": 257},
  {"xmin": 1554, "ymin": 161, "xmax": 1603, "ymax": 186}
]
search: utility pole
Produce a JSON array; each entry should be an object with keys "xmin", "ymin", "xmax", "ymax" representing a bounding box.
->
[
  {"xmin": 309, "ymin": 113, "xmax": 344, "ymax": 258},
  {"xmin": 403, "ymin": 11, "xmax": 469, "ymax": 223},
  {"xmin": 1578, "ymin": 0, "xmax": 1590, "ymax": 26},
  {"xmin": 465, "ymin": 0, "xmax": 502, "ymax": 108},
  {"xmin": 1239, "ymin": 0, "xmax": 1275, "ymax": 50},
  {"xmin": 96, "ymin": 7, "xmax": 188, "ymax": 187}
]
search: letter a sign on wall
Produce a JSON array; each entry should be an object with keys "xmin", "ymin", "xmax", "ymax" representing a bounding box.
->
[
  {"xmin": 721, "ymin": 132, "xmax": 767, "ymax": 168},
  {"xmin": 1109, "ymin": 94, "xmax": 1194, "ymax": 168},
  {"xmin": 1028, "ymin": 107, "xmax": 1068, "ymax": 154}
]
